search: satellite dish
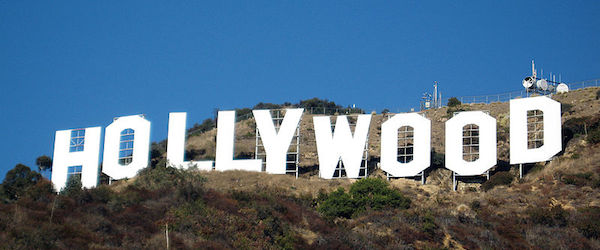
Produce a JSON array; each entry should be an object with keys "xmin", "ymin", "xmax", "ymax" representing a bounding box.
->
[
  {"xmin": 522, "ymin": 76, "xmax": 534, "ymax": 88},
  {"xmin": 556, "ymin": 83, "xmax": 569, "ymax": 93},
  {"xmin": 536, "ymin": 79, "xmax": 548, "ymax": 91}
]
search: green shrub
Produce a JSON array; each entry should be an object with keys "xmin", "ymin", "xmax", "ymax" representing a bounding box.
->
[
  {"xmin": 526, "ymin": 205, "xmax": 568, "ymax": 227},
  {"xmin": 317, "ymin": 188, "xmax": 354, "ymax": 218},
  {"xmin": 253, "ymin": 102, "xmax": 283, "ymax": 110},
  {"xmin": 134, "ymin": 165, "xmax": 205, "ymax": 192},
  {"xmin": 561, "ymin": 103, "xmax": 573, "ymax": 114},
  {"xmin": 563, "ymin": 115, "xmax": 600, "ymax": 146},
  {"xmin": 587, "ymin": 127, "xmax": 600, "ymax": 144},
  {"xmin": 481, "ymin": 171, "xmax": 513, "ymax": 191},
  {"xmin": 24, "ymin": 179, "xmax": 53, "ymax": 202},
  {"xmin": 446, "ymin": 105, "xmax": 470, "ymax": 117},
  {"xmin": 470, "ymin": 200, "xmax": 481, "ymax": 211},
  {"xmin": 87, "ymin": 185, "xmax": 113, "ymax": 203},
  {"xmin": 421, "ymin": 211, "xmax": 438, "ymax": 235},
  {"xmin": 349, "ymin": 178, "xmax": 411, "ymax": 212},
  {"xmin": 318, "ymin": 178, "xmax": 410, "ymax": 219},
  {"xmin": 431, "ymin": 150, "xmax": 445, "ymax": 167},
  {"xmin": 528, "ymin": 163, "xmax": 544, "ymax": 173},
  {"xmin": 447, "ymin": 97, "xmax": 461, "ymax": 107},
  {"xmin": 561, "ymin": 172, "xmax": 600, "ymax": 188},
  {"xmin": 575, "ymin": 206, "xmax": 600, "ymax": 238},
  {"xmin": 187, "ymin": 118, "xmax": 216, "ymax": 137}
]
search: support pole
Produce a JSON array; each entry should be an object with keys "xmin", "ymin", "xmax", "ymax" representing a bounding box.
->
[
  {"xmin": 519, "ymin": 164, "xmax": 523, "ymax": 179},
  {"xmin": 166, "ymin": 223, "xmax": 169, "ymax": 250},
  {"xmin": 453, "ymin": 172, "xmax": 457, "ymax": 191}
]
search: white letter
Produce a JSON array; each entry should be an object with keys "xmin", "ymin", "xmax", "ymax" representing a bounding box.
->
[
  {"xmin": 215, "ymin": 111, "xmax": 262, "ymax": 172},
  {"xmin": 445, "ymin": 111, "xmax": 496, "ymax": 176},
  {"xmin": 381, "ymin": 113, "xmax": 431, "ymax": 177},
  {"xmin": 167, "ymin": 112, "xmax": 213, "ymax": 170},
  {"xmin": 102, "ymin": 115, "xmax": 151, "ymax": 179},
  {"xmin": 510, "ymin": 96, "xmax": 561, "ymax": 164},
  {"xmin": 51, "ymin": 127, "xmax": 101, "ymax": 191},
  {"xmin": 253, "ymin": 108, "xmax": 303, "ymax": 174},
  {"xmin": 314, "ymin": 114, "xmax": 372, "ymax": 179}
]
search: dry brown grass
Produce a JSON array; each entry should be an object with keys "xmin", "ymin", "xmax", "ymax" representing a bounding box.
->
[
  {"xmin": 199, "ymin": 170, "xmax": 354, "ymax": 197},
  {"xmin": 181, "ymin": 87, "xmax": 600, "ymax": 202}
]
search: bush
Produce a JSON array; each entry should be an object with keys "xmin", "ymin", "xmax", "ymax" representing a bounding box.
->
[
  {"xmin": 431, "ymin": 150, "xmax": 445, "ymax": 167},
  {"xmin": 188, "ymin": 118, "xmax": 216, "ymax": 136},
  {"xmin": 349, "ymin": 178, "xmax": 411, "ymax": 212},
  {"xmin": 61, "ymin": 176, "xmax": 83, "ymax": 197},
  {"xmin": 563, "ymin": 115, "xmax": 600, "ymax": 145},
  {"xmin": 561, "ymin": 103, "xmax": 573, "ymax": 114},
  {"xmin": 88, "ymin": 185, "xmax": 114, "ymax": 203},
  {"xmin": 447, "ymin": 97, "xmax": 461, "ymax": 107},
  {"xmin": 526, "ymin": 205, "xmax": 569, "ymax": 227},
  {"xmin": 134, "ymin": 165, "xmax": 205, "ymax": 192},
  {"xmin": 421, "ymin": 211, "xmax": 438, "ymax": 235},
  {"xmin": 587, "ymin": 127, "xmax": 600, "ymax": 144},
  {"xmin": 575, "ymin": 206, "xmax": 600, "ymax": 238},
  {"xmin": 561, "ymin": 172, "xmax": 600, "ymax": 188},
  {"xmin": 596, "ymin": 89, "xmax": 600, "ymax": 100},
  {"xmin": 24, "ymin": 179, "xmax": 54, "ymax": 202},
  {"xmin": 253, "ymin": 102, "xmax": 283, "ymax": 110},
  {"xmin": 445, "ymin": 104, "xmax": 469, "ymax": 117},
  {"xmin": 481, "ymin": 171, "xmax": 513, "ymax": 191},
  {"xmin": 317, "ymin": 188, "xmax": 354, "ymax": 219},
  {"xmin": 470, "ymin": 200, "xmax": 481, "ymax": 211},
  {"xmin": 318, "ymin": 178, "xmax": 410, "ymax": 219}
]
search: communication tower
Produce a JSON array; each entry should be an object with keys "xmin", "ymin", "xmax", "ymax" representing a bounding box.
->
[
  {"xmin": 420, "ymin": 82, "xmax": 443, "ymax": 110},
  {"xmin": 522, "ymin": 60, "xmax": 567, "ymax": 95}
]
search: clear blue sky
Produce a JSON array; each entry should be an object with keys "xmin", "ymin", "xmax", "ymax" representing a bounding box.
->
[{"xmin": 1, "ymin": 1, "xmax": 598, "ymax": 179}]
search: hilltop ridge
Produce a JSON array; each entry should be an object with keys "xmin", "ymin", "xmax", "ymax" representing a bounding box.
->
[{"xmin": 1, "ymin": 87, "xmax": 600, "ymax": 249}]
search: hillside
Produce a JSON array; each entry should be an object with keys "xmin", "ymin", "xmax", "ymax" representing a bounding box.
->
[{"xmin": 1, "ymin": 87, "xmax": 600, "ymax": 249}]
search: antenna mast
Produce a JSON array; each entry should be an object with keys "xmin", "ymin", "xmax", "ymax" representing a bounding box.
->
[{"xmin": 433, "ymin": 81, "xmax": 438, "ymax": 108}]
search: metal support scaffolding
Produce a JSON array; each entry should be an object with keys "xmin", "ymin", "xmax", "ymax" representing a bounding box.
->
[
  {"xmin": 255, "ymin": 109, "xmax": 301, "ymax": 178},
  {"xmin": 387, "ymin": 171, "xmax": 425, "ymax": 184},
  {"xmin": 527, "ymin": 110, "xmax": 544, "ymax": 149},
  {"xmin": 331, "ymin": 115, "xmax": 369, "ymax": 179},
  {"xmin": 453, "ymin": 170, "xmax": 489, "ymax": 191}
]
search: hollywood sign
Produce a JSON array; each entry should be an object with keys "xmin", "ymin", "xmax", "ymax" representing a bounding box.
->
[{"xmin": 51, "ymin": 96, "xmax": 561, "ymax": 191}]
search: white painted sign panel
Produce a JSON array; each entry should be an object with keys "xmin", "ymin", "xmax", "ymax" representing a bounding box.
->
[
  {"xmin": 313, "ymin": 114, "xmax": 372, "ymax": 179},
  {"xmin": 445, "ymin": 111, "xmax": 497, "ymax": 176},
  {"xmin": 381, "ymin": 113, "xmax": 431, "ymax": 177},
  {"xmin": 510, "ymin": 96, "xmax": 562, "ymax": 164}
]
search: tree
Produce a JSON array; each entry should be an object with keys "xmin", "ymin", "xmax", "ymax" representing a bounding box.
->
[
  {"xmin": 61, "ymin": 175, "xmax": 83, "ymax": 197},
  {"xmin": 2, "ymin": 164, "xmax": 42, "ymax": 200},
  {"xmin": 36, "ymin": 155, "xmax": 53, "ymax": 172},
  {"xmin": 447, "ymin": 97, "xmax": 461, "ymax": 107}
]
